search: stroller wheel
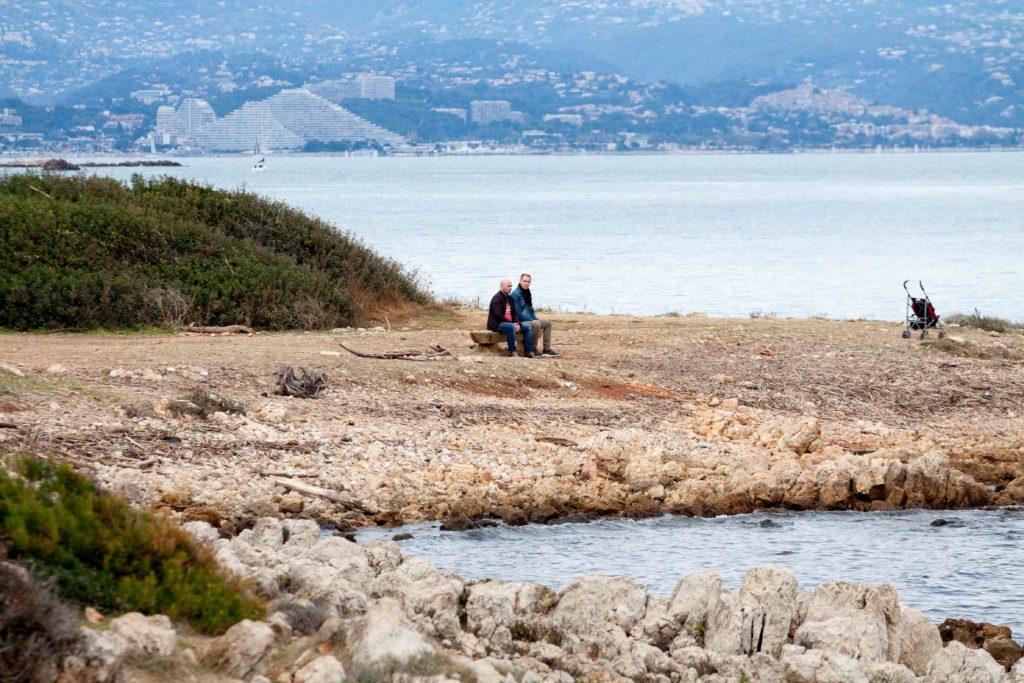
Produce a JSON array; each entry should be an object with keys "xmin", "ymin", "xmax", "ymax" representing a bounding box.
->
[
  {"xmin": 901, "ymin": 330, "xmax": 911, "ymax": 339},
  {"xmin": 920, "ymin": 330, "xmax": 929, "ymax": 340},
  {"xmin": 938, "ymin": 330, "xmax": 946, "ymax": 339}
]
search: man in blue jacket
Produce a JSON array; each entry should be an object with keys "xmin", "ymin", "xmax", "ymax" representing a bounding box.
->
[
  {"xmin": 510, "ymin": 273, "xmax": 559, "ymax": 357},
  {"xmin": 487, "ymin": 279, "xmax": 535, "ymax": 357}
]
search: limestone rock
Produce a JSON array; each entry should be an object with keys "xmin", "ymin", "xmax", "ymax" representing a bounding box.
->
[
  {"xmin": 863, "ymin": 661, "xmax": 919, "ymax": 683},
  {"xmin": 293, "ymin": 655, "xmax": 346, "ymax": 683},
  {"xmin": 795, "ymin": 580, "xmax": 901, "ymax": 663},
  {"xmin": 368, "ymin": 557, "xmax": 464, "ymax": 638},
  {"xmin": 737, "ymin": 564, "xmax": 798, "ymax": 657},
  {"xmin": 926, "ymin": 641, "xmax": 1006, "ymax": 682},
  {"xmin": 779, "ymin": 419, "xmax": 820, "ymax": 455},
  {"xmin": 780, "ymin": 644, "xmax": 869, "ymax": 683},
  {"xmin": 346, "ymin": 598, "xmax": 435, "ymax": 671},
  {"xmin": 666, "ymin": 570, "xmax": 723, "ymax": 644},
  {"xmin": 898, "ymin": 605, "xmax": 942, "ymax": 675},
  {"xmin": 549, "ymin": 574, "xmax": 649, "ymax": 658},
  {"xmin": 200, "ymin": 619, "xmax": 275, "ymax": 679},
  {"xmin": 63, "ymin": 628, "xmax": 127, "ymax": 683},
  {"xmin": 705, "ymin": 589, "xmax": 742, "ymax": 655},
  {"xmin": 182, "ymin": 520, "xmax": 220, "ymax": 546},
  {"xmin": 109, "ymin": 612, "xmax": 176, "ymax": 657},
  {"xmin": 464, "ymin": 580, "xmax": 554, "ymax": 642}
]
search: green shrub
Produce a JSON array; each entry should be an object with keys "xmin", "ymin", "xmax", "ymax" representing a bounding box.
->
[
  {"xmin": 0, "ymin": 173, "xmax": 430, "ymax": 331},
  {"xmin": 945, "ymin": 310, "xmax": 1015, "ymax": 334},
  {"xmin": 0, "ymin": 454, "xmax": 263, "ymax": 634}
]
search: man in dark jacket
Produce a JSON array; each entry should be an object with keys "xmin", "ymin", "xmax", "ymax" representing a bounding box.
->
[
  {"xmin": 487, "ymin": 279, "xmax": 535, "ymax": 357},
  {"xmin": 510, "ymin": 273, "xmax": 559, "ymax": 357}
]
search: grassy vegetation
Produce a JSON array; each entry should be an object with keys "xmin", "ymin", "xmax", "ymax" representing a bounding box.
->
[
  {"xmin": 0, "ymin": 454, "xmax": 263, "ymax": 634},
  {"xmin": 945, "ymin": 310, "xmax": 1019, "ymax": 334},
  {"xmin": 0, "ymin": 173, "xmax": 430, "ymax": 331}
]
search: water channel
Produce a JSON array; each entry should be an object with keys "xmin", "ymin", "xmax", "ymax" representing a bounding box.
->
[{"xmin": 356, "ymin": 507, "xmax": 1024, "ymax": 634}]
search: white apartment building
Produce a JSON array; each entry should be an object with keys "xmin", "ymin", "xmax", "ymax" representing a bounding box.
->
[
  {"xmin": 306, "ymin": 74, "xmax": 396, "ymax": 103},
  {"xmin": 470, "ymin": 100, "xmax": 525, "ymax": 125}
]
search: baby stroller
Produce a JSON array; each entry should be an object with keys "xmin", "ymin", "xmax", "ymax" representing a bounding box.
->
[{"xmin": 902, "ymin": 280, "xmax": 946, "ymax": 340}]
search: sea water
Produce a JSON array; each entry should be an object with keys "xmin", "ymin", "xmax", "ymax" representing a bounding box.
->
[
  {"xmin": 357, "ymin": 508, "xmax": 1024, "ymax": 634},
  {"xmin": 73, "ymin": 150, "xmax": 1024, "ymax": 320}
]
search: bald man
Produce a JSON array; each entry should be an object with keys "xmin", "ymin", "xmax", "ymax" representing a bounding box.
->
[{"xmin": 487, "ymin": 279, "xmax": 535, "ymax": 357}]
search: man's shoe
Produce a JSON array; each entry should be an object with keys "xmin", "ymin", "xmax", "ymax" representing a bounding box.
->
[
  {"xmin": 508, "ymin": 350, "xmax": 516, "ymax": 357},
  {"xmin": 525, "ymin": 351, "xmax": 536, "ymax": 358},
  {"xmin": 542, "ymin": 349, "xmax": 560, "ymax": 357}
]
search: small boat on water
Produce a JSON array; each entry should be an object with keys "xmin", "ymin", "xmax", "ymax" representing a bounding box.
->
[{"xmin": 251, "ymin": 136, "xmax": 266, "ymax": 172}]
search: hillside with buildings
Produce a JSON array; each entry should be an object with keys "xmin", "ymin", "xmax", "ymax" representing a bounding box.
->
[{"xmin": 1, "ymin": 0, "xmax": 1021, "ymax": 152}]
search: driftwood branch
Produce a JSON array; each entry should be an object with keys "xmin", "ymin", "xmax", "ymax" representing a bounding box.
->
[
  {"xmin": 274, "ymin": 366, "xmax": 327, "ymax": 398},
  {"xmin": 0, "ymin": 422, "xmax": 18, "ymax": 430},
  {"xmin": 339, "ymin": 343, "xmax": 458, "ymax": 361},
  {"xmin": 187, "ymin": 324, "xmax": 253, "ymax": 334},
  {"xmin": 271, "ymin": 477, "xmax": 378, "ymax": 513},
  {"xmin": 28, "ymin": 184, "xmax": 53, "ymax": 199}
]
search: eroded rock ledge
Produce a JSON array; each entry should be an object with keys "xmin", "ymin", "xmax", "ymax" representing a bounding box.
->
[{"xmin": 81, "ymin": 516, "xmax": 1023, "ymax": 682}]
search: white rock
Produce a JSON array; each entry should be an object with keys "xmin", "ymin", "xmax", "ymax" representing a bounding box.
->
[
  {"xmin": 666, "ymin": 570, "xmax": 723, "ymax": 639},
  {"xmin": 796, "ymin": 580, "xmax": 901, "ymax": 663},
  {"xmin": 75, "ymin": 628, "xmax": 127, "ymax": 682},
  {"xmin": 864, "ymin": 661, "xmax": 919, "ymax": 683},
  {"xmin": 781, "ymin": 644, "xmax": 869, "ymax": 683},
  {"xmin": 45, "ymin": 363, "xmax": 67, "ymax": 374},
  {"xmin": 109, "ymin": 612, "xmax": 176, "ymax": 657},
  {"xmin": 293, "ymin": 655, "xmax": 346, "ymax": 683},
  {"xmin": 182, "ymin": 520, "xmax": 220, "ymax": 547},
  {"xmin": 464, "ymin": 580, "xmax": 553, "ymax": 641},
  {"xmin": 282, "ymin": 519, "xmax": 321, "ymax": 551},
  {"xmin": 897, "ymin": 604, "xmax": 942, "ymax": 675},
  {"xmin": 549, "ymin": 573, "xmax": 649, "ymax": 659},
  {"xmin": 737, "ymin": 564, "xmax": 798, "ymax": 657},
  {"xmin": 346, "ymin": 598, "xmax": 435, "ymax": 671},
  {"xmin": 201, "ymin": 619, "xmax": 275, "ymax": 679},
  {"xmin": 368, "ymin": 557, "xmax": 464, "ymax": 638},
  {"xmin": 705, "ymin": 589, "xmax": 742, "ymax": 655},
  {"xmin": 925, "ymin": 641, "xmax": 1006, "ymax": 683},
  {"xmin": 1, "ymin": 364, "xmax": 25, "ymax": 377},
  {"xmin": 255, "ymin": 403, "xmax": 287, "ymax": 423}
]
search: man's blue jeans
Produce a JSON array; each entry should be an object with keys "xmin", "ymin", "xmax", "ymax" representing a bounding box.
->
[{"xmin": 497, "ymin": 322, "xmax": 533, "ymax": 355}]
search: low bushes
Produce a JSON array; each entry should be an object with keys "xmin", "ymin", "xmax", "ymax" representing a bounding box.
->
[
  {"xmin": 0, "ymin": 561, "xmax": 82, "ymax": 683},
  {"xmin": 0, "ymin": 173, "xmax": 430, "ymax": 330},
  {"xmin": 0, "ymin": 454, "xmax": 263, "ymax": 634},
  {"xmin": 945, "ymin": 310, "xmax": 1018, "ymax": 334}
]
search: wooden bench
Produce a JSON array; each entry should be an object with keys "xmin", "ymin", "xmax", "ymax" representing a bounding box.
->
[{"xmin": 470, "ymin": 330, "xmax": 527, "ymax": 354}]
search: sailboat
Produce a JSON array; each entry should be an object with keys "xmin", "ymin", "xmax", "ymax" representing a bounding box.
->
[{"xmin": 251, "ymin": 139, "xmax": 266, "ymax": 172}]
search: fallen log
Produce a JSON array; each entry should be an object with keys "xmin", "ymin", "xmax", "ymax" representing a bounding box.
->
[
  {"xmin": 187, "ymin": 324, "xmax": 253, "ymax": 334},
  {"xmin": 271, "ymin": 477, "xmax": 377, "ymax": 514},
  {"xmin": 339, "ymin": 343, "xmax": 457, "ymax": 361}
]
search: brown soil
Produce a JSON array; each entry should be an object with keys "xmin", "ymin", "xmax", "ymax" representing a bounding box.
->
[{"xmin": 1, "ymin": 307, "xmax": 1022, "ymax": 526}]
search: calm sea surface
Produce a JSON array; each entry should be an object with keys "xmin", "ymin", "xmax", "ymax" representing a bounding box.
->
[
  {"xmin": 356, "ymin": 508, "xmax": 1024, "ymax": 634},
  {"xmin": 74, "ymin": 151, "xmax": 1024, "ymax": 319}
]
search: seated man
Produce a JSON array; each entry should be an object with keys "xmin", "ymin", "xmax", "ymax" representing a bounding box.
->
[
  {"xmin": 510, "ymin": 273, "xmax": 559, "ymax": 357},
  {"xmin": 487, "ymin": 278, "xmax": 535, "ymax": 357}
]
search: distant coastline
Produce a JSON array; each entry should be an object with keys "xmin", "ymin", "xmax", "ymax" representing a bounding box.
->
[{"xmin": 0, "ymin": 158, "xmax": 182, "ymax": 170}]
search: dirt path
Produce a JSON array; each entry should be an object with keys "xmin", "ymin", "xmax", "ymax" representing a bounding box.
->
[{"xmin": 2, "ymin": 307, "xmax": 1022, "ymax": 530}]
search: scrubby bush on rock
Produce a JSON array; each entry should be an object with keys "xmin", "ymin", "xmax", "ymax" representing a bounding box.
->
[{"xmin": 0, "ymin": 454, "xmax": 263, "ymax": 634}]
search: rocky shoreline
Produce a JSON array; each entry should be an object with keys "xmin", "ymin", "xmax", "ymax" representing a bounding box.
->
[
  {"xmin": 48, "ymin": 515, "xmax": 1024, "ymax": 681},
  {"xmin": 2, "ymin": 310, "xmax": 1023, "ymax": 680},
  {"xmin": 1, "ymin": 311, "xmax": 1022, "ymax": 534}
]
